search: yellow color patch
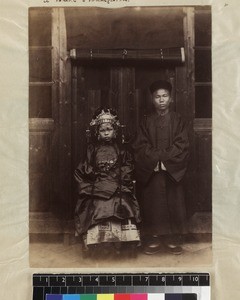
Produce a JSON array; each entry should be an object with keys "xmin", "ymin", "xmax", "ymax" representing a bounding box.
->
[{"xmin": 97, "ymin": 294, "xmax": 114, "ymax": 300}]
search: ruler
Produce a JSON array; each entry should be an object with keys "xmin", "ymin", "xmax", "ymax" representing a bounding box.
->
[{"xmin": 32, "ymin": 273, "xmax": 210, "ymax": 300}]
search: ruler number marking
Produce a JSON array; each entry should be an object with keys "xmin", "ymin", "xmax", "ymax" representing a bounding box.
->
[{"xmin": 193, "ymin": 276, "xmax": 199, "ymax": 282}]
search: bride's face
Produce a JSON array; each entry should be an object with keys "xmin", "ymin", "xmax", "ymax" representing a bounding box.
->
[{"xmin": 98, "ymin": 123, "xmax": 115, "ymax": 142}]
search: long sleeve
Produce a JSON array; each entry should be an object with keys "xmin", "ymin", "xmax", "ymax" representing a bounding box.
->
[
  {"xmin": 74, "ymin": 144, "xmax": 96, "ymax": 196},
  {"xmin": 131, "ymin": 120, "xmax": 162, "ymax": 183},
  {"xmin": 75, "ymin": 143, "xmax": 134, "ymax": 199},
  {"xmin": 120, "ymin": 148, "xmax": 135, "ymax": 191},
  {"xmin": 162, "ymin": 115, "xmax": 189, "ymax": 182},
  {"xmin": 131, "ymin": 113, "xmax": 189, "ymax": 184}
]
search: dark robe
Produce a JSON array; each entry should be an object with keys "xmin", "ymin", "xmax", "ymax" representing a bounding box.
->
[
  {"xmin": 131, "ymin": 111, "xmax": 189, "ymax": 235},
  {"xmin": 74, "ymin": 141, "xmax": 141, "ymax": 236}
]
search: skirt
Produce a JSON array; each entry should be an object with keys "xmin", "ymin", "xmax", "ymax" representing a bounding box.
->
[{"xmin": 83, "ymin": 218, "xmax": 140, "ymax": 246}]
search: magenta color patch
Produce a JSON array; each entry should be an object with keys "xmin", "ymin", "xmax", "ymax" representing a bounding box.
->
[{"xmin": 130, "ymin": 294, "xmax": 148, "ymax": 300}]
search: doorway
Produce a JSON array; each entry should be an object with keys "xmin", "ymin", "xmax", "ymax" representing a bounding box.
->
[{"xmin": 71, "ymin": 60, "xmax": 178, "ymax": 217}]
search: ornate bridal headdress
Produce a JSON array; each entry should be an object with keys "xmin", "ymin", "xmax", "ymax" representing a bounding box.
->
[{"xmin": 90, "ymin": 108, "xmax": 121, "ymax": 127}]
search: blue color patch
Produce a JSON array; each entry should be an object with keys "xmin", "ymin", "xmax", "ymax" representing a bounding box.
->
[{"xmin": 46, "ymin": 295, "xmax": 63, "ymax": 300}]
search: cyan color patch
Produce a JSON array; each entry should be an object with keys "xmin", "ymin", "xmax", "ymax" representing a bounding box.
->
[{"xmin": 63, "ymin": 295, "xmax": 81, "ymax": 300}]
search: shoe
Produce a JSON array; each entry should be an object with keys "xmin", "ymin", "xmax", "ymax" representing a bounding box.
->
[
  {"xmin": 143, "ymin": 236, "xmax": 163, "ymax": 255},
  {"xmin": 163, "ymin": 243, "xmax": 183, "ymax": 255},
  {"xmin": 143, "ymin": 244, "xmax": 162, "ymax": 255}
]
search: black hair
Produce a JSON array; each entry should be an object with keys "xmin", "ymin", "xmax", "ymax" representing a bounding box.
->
[{"xmin": 149, "ymin": 80, "xmax": 172, "ymax": 94}]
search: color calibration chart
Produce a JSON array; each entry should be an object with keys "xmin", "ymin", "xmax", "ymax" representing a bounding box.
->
[{"xmin": 32, "ymin": 273, "xmax": 210, "ymax": 300}]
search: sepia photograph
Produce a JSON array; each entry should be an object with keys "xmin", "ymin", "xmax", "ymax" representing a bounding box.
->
[{"xmin": 29, "ymin": 5, "xmax": 212, "ymax": 267}]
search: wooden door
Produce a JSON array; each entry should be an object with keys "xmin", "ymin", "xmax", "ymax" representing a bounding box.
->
[{"xmin": 71, "ymin": 61, "xmax": 178, "ymax": 215}]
